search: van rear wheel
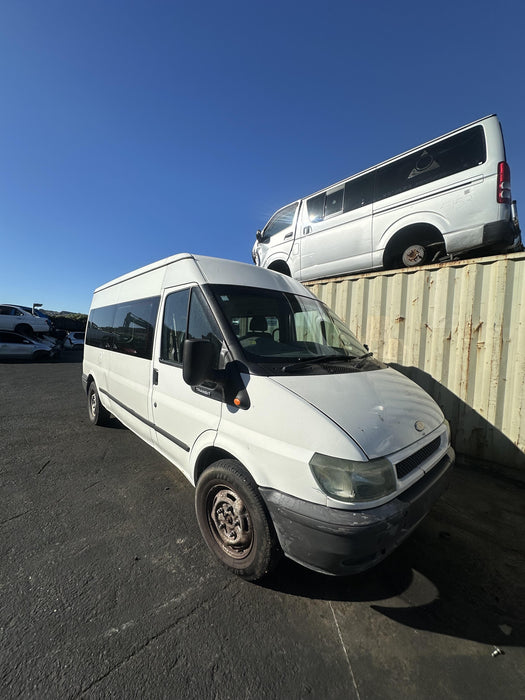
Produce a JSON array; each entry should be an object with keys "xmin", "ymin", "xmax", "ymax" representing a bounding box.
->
[
  {"xmin": 195, "ymin": 459, "xmax": 281, "ymax": 581},
  {"xmin": 87, "ymin": 382, "xmax": 111, "ymax": 426},
  {"xmin": 401, "ymin": 243, "xmax": 429, "ymax": 267}
]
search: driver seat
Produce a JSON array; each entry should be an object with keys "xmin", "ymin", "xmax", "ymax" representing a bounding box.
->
[{"xmin": 249, "ymin": 316, "xmax": 268, "ymax": 334}]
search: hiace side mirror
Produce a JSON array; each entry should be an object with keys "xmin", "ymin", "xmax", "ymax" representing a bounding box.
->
[
  {"xmin": 256, "ymin": 230, "xmax": 263, "ymax": 242},
  {"xmin": 182, "ymin": 339, "xmax": 215, "ymax": 386}
]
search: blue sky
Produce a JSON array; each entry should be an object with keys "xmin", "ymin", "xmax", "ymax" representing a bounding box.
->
[{"xmin": 1, "ymin": 0, "xmax": 524, "ymax": 314}]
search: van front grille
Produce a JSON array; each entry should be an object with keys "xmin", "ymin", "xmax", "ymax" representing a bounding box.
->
[{"xmin": 395, "ymin": 437, "xmax": 441, "ymax": 479}]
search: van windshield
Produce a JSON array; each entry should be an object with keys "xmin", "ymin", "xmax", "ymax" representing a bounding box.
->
[{"xmin": 211, "ymin": 285, "xmax": 378, "ymax": 373}]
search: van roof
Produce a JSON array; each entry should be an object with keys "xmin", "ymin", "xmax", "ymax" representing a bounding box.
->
[{"xmin": 94, "ymin": 253, "xmax": 312, "ymax": 298}]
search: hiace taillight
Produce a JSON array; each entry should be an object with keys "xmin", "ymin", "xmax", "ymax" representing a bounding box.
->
[{"xmin": 497, "ymin": 161, "xmax": 511, "ymax": 204}]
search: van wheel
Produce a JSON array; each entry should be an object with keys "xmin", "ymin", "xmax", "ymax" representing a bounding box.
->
[
  {"xmin": 87, "ymin": 382, "xmax": 111, "ymax": 426},
  {"xmin": 401, "ymin": 243, "xmax": 429, "ymax": 267},
  {"xmin": 195, "ymin": 459, "xmax": 281, "ymax": 581}
]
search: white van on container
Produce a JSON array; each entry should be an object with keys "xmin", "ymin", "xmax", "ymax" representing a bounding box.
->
[
  {"xmin": 83, "ymin": 254, "xmax": 454, "ymax": 580},
  {"xmin": 252, "ymin": 114, "xmax": 521, "ymax": 281}
]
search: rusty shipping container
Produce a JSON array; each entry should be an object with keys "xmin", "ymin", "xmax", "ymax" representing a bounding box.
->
[{"xmin": 305, "ymin": 252, "xmax": 525, "ymax": 475}]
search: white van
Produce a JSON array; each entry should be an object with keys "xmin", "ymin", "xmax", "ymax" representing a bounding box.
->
[
  {"xmin": 252, "ymin": 114, "xmax": 521, "ymax": 280},
  {"xmin": 83, "ymin": 254, "xmax": 454, "ymax": 580}
]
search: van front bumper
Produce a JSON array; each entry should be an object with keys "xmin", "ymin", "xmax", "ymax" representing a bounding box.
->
[{"xmin": 260, "ymin": 447, "xmax": 454, "ymax": 576}]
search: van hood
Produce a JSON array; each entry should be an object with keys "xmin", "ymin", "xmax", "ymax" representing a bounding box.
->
[{"xmin": 272, "ymin": 367, "xmax": 444, "ymax": 459}]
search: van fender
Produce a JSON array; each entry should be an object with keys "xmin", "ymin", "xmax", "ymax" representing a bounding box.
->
[
  {"xmin": 379, "ymin": 211, "xmax": 448, "ymax": 247},
  {"xmin": 189, "ymin": 428, "xmax": 223, "ymax": 485},
  {"xmin": 205, "ymin": 428, "xmax": 323, "ymax": 505}
]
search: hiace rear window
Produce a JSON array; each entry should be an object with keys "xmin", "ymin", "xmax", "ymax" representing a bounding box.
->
[{"xmin": 86, "ymin": 296, "xmax": 160, "ymax": 359}]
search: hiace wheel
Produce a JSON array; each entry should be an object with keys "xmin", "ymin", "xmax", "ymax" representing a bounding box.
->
[
  {"xmin": 195, "ymin": 459, "xmax": 281, "ymax": 581},
  {"xmin": 401, "ymin": 243, "xmax": 428, "ymax": 267},
  {"xmin": 87, "ymin": 382, "xmax": 111, "ymax": 426}
]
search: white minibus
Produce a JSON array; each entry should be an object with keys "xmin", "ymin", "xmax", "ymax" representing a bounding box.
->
[
  {"xmin": 252, "ymin": 114, "xmax": 521, "ymax": 280},
  {"xmin": 83, "ymin": 254, "xmax": 454, "ymax": 580}
]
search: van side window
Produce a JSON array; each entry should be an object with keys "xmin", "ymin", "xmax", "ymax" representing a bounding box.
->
[
  {"xmin": 187, "ymin": 289, "xmax": 223, "ymax": 367},
  {"xmin": 161, "ymin": 288, "xmax": 190, "ymax": 364},
  {"xmin": 375, "ymin": 125, "xmax": 486, "ymax": 201},
  {"xmin": 262, "ymin": 203, "xmax": 298, "ymax": 241},
  {"xmin": 113, "ymin": 299, "xmax": 158, "ymax": 358},
  {"xmin": 86, "ymin": 297, "xmax": 159, "ymax": 359},
  {"xmin": 344, "ymin": 173, "xmax": 374, "ymax": 212},
  {"xmin": 307, "ymin": 194, "xmax": 325, "ymax": 222},
  {"xmin": 161, "ymin": 287, "xmax": 223, "ymax": 366},
  {"xmin": 324, "ymin": 188, "xmax": 344, "ymax": 217}
]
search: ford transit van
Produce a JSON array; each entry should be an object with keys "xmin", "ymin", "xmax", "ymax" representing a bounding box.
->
[{"xmin": 83, "ymin": 254, "xmax": 454, "ymax": 580}]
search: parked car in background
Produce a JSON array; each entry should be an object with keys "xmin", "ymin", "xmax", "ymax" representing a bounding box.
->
[
  {"xmin": 0, "ymin": 331, "xmax": 58, "ymax": 361},
  {"xmin": 64, "ymin": 331, "xmax": 85, "ymax": 349},
  {"xmin": 0, "ymin": 305, "xmax": 51, "ymax": 335},
  {"xmin": 19, "ymin": 306, "xmax": 55, "ymax": 331}
]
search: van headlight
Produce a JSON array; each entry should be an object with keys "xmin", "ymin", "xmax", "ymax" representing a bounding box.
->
[{"xmin": 309, "ymin": 453, "xmax": 396, "ymax": 503}]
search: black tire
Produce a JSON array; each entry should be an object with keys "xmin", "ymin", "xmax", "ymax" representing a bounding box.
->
[
  {"xmin": 87, "ymin": 382, "xmax": 111, "ymax": 426},
  {"xmin": 195, "ymin": 459, "xmax": 281, "ymax": 581},
  {"xmin": 15, "ymin": 324, "xmax": 33, "ymax": 337}
]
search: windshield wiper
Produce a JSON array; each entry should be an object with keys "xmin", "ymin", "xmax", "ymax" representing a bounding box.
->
[{"xmin": 282, "ymin": 352, "xmax": 373, "ymax": 373}]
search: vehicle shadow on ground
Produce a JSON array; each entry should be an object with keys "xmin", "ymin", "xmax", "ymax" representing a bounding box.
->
[{"xmin": 261, "ymin": 466, "xmax": 525, "ymax": 649}]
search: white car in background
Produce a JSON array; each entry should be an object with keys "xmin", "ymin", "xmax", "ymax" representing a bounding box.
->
[
  {"xmin": 64, "ymin": 331, "xmax": 85, "ymax": 349},
  {"xmin": 0, "ymin": 305, "xmax": 51, "ymax": 335},
  {"xmin": 0, "ymin": 331, "xmax": 55, "ymax": 361}
]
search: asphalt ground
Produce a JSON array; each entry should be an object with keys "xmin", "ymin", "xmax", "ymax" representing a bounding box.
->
[{"xmin": 1, "ymin": 354, "xmax": 524, "ymax": 699}]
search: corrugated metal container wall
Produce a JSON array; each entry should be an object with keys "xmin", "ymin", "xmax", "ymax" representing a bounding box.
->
[{"xmin": 305, "ymin": 252, "xmax": 525, "ymax": 473}]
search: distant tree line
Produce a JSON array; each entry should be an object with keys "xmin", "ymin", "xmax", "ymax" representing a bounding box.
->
[{"xmin": 43, "ymin": 310, "xmax": 88, "ymax": 332}]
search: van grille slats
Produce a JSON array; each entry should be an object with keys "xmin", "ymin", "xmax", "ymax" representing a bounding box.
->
[{"xmin": 395, "ymin": 437, "xmax": 441, "ymax": 479}]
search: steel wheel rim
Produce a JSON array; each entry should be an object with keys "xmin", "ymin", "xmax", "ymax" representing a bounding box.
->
[
  {"xmin": 402, "ymin": 244, "xmax": 425, "ymax": 266},
  {"xmin": 207, "ymin": 485, "xmax": 253, "ymax": 560},
  {"xmin": 90, "ymin": 390, "xmax": 97, "ymax": 418}
]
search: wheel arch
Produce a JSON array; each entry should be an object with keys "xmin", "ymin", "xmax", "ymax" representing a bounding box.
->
[
  {"xmin": 382, "ymin": 222, "xmax": 445, "ymax": 269},
  {"xmin": 267, "ymin": 259, "xmax": 291, "ymax": 276},
  {"xmin": 193, "ymin": 446, "xmax": 240, "ymax": 485}
]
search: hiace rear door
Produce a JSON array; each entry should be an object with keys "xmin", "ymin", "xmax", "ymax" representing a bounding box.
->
[
  {"xmin": 298, "ymin": 174, "xmax": 374, "ymax": 280},
  {"xmin": 151, "ymin": 284, "xmax": 223, "ymax": 480}
]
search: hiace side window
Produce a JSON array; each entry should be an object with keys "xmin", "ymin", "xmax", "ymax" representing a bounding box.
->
[
  {"xmin": 160, "ymin": 287, "xmax": 223, "ymax": 367},
  {"xmin": 261, "ymin": 202, "xmax": 298, "ymax": 242},
  {"xmin": 306, "ymin": 173, "xmax": 374, "ymax": 222},
  {"xmin": 374, "ymin": 125, "xmax": 486, "ymax": 201}
]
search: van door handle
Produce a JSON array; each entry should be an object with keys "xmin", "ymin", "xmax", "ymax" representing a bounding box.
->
[
  {"xmin": 284, "ymin": 231, "xmax": 294, "ymax": 239},
  {"xmin": 303, "ymin": 226, "xmax": 312, "ymax": 235},
  {"xmin": 153, "ymin": 368, "xmax": 159, "ymax": 385}
]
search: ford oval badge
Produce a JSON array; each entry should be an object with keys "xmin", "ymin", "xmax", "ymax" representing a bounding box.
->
[{"xmin": 415, "ymin": 421, "xmax": 425, "ymax": 432}]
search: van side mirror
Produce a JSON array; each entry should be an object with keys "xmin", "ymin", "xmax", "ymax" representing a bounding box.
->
[
  {"xmin": 256, "ymin": 230, "xmax": 263, "ymax": 242},
  {"xmin": 182, "ymin": 339, "xmax": 215, "ymax": 386}
]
